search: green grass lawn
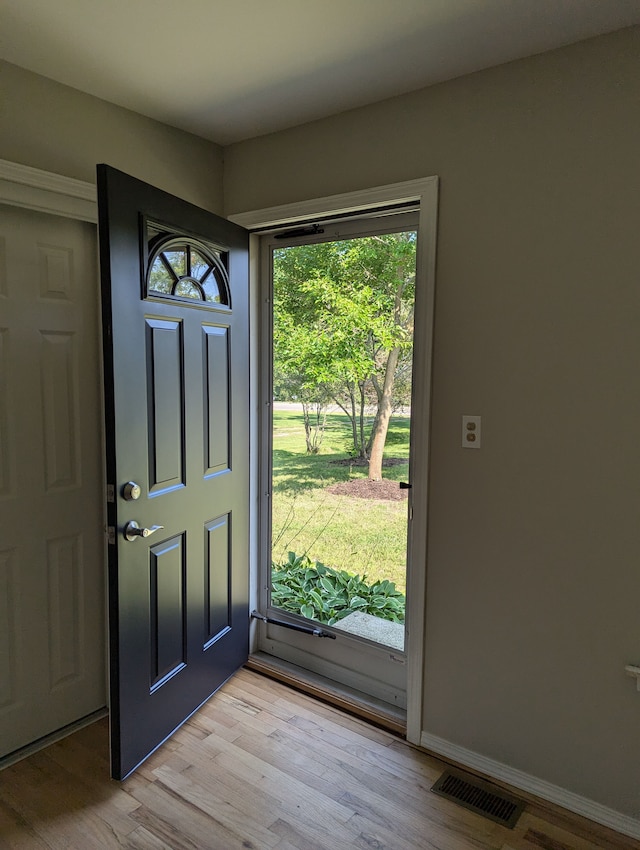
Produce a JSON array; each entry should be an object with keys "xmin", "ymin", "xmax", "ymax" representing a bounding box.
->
[{"xmin": 271, "ymin": 409, "xmax": 410, "ymax": 594}]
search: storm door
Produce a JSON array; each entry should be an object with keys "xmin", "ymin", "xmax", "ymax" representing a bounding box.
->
[
  {"xmin": 97, "ymin": 166, "xmax": 249, "ymax": 779},
  {"xmin": 257, "ymin": 211, "xmax": 419, "ymax": 718}
]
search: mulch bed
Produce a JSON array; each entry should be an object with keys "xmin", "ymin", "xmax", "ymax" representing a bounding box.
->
[
  {"xmin": 330, "ymin": 457, "xmax": 406, "ymax": 467},
  {"xmin": 326, "ymin": 478, "xmax": 407, "ymax": 501}
]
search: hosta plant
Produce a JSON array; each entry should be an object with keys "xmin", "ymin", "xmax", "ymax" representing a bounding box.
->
[{"xmin": 271, "ymin": 551, "xmax": 405, "ymax": 627}]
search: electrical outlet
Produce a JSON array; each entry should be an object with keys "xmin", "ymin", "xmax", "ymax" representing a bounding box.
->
[{"xmin": 462, "ymin": 415, "xmax": 481, "ymax": 449}]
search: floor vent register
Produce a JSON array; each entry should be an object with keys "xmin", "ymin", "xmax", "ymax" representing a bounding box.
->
[{"xmin": 430, "ymin": 770, "xmax": 525, "ymax": 828}]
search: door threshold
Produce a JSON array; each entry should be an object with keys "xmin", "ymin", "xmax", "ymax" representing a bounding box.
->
[{"xmin": 245, "ymin": 651, "xmax": 407, "ymax": 736}]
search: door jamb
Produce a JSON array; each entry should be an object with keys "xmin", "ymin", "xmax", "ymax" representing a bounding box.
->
[{"xmin": 230, "ymin": 177, "xmax": 439, "ymax": 744}]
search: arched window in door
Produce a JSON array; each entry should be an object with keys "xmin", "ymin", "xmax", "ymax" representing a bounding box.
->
[{"xmin": 147, "ymin": 234, "xmax": 230, "ymax": 307}]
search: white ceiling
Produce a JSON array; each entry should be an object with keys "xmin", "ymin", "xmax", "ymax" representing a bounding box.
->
[{"xmin": 2, "ymin": 0, "xmax": 639, "ymax": 145}]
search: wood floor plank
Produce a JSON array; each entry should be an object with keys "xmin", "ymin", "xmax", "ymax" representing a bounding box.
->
[
  {"xmin": 225, "ymin": 715, "xmax": 514, "ymax": 850},
  {"xmin": 254, "ymin": 718, "xmax": 460, "ymax": 824},
  {"xmin": 269, "ymin": 818, "xmax": 332, "ymax": 850},
  {"xmin": 0, "ymin": 798, "xmax": 52, "ymax": 850},
  {"xmin": 151, "ymin": 762, "xmax": 280, "ymax": 849},
  {"xmin": 0, "ymin": 757, "xmax": 130, "ymax": 849},
  {"xmin": 337, "ymin": 789, "xmax": 503, "ymax": 850},
  {"xmin": 213, "ymin": 745, "xmax": 357, "ymax": 827},
  {"xmin": 122, "ymin": 825, "xmax": 176, "ymax": 850},
  {"xmin": 229, "ymin": 715, "xmax": 458, "ymax": 847},
  {"xmin": 125, "ymin": 774, "xmax": 264, "ymax": 850},
  {"xmin": 520, "ymin": 805, "xmax": 637, "ymax": 850},
  {"xmin": 0, "ymin": 670, "xmax": 637, "ymax": 850},
  {"xmin": 232, "ymin": 671, "xmax": 395, "ymax": 743},
  {"xmin": 235, "ymin": 669, "xmax": 398, "ymax": 746},
  {"xmin": 516, "ymin": 816, "xmax": 631, "ymax": 850}
]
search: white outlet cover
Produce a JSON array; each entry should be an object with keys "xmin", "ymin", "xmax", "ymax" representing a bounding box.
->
[{"xmin": 462, "ymin": 415, "xmax": 481, "ymax": 449}]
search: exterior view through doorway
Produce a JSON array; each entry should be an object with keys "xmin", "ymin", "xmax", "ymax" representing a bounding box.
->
[
  {"xmin": 257, "ymin": 212, "xmax": 418, "ymax": 719},
  {"xmin": 271, "ymin": 221, "xmax": 417, "ymax": 645}
]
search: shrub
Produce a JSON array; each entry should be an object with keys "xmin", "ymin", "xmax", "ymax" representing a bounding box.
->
[{"xmin": 271, "ymin": 551, "xmax": 405, "ymax": 626}]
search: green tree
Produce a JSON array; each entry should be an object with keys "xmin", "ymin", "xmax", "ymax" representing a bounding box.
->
[{"xmin": 273, "ymin": 231, "xmax": 415, "ymax": 480}]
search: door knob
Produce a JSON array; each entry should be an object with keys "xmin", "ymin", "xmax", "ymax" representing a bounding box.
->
[{"xmin": 124, "ymin": 521, "xmax": 164, "ymax": 542}]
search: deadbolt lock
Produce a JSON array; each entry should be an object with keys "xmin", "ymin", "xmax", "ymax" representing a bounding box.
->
[{"xmin": 122, "ymin": 481, "xmax": 141, "ymax": 501}]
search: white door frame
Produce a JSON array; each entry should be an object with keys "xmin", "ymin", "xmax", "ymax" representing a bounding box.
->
[{"xmin": 231, "ymin": 176, "xmax": 439, "ymax": 743}]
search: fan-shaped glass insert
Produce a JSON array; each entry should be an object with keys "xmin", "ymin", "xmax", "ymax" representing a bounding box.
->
[{"xmin": 147, "ymin": 236, "xmax": 230, "ymax": 306}]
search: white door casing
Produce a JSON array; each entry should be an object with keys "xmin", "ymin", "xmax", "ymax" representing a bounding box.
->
[{"xmin": 231, "ymin": 176, "xmax": 439, "ymax": 744}]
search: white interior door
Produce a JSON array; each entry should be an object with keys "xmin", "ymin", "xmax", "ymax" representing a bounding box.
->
[{"xmin": 0, "ymin": 204, "xmax": 106, "ymax": 759}]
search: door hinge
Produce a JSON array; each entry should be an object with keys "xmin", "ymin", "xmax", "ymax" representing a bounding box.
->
[
  {"xmin": 106, "ymin": 484, "xmax": 115, "ymax": 502},
  {"xmin": 106, "ymin": 526, "xmax": 116, "ymax": 545}
]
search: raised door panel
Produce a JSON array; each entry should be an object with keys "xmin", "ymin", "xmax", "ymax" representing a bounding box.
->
[
  {"xmin": 40, "ymin": 331, "xmax": 80, "ymax": 491},
  {"xmin": 146, "ymin": 318, "xmax": 185, "ymax": 494},
  {"xmin": 150, "ymin": 533, "xmax": 187, "ymax": 689},
  {"xmin": 46, "ymin": 534, "xmax": 83, "ymax": 690},
  {"xmin": 0, "ymin": 328, "xmax": 11, "ymax": 497},
  {"xmin": 0, "ymin": 548, "xmax": 18, "ymax": 711},
  {"xmin": 203, "ymin": 325, "xmax": 230, "ymax": 476},
  {"xmin": 204, "ymin": 514, "xmax": 231, "ymax": 646}
]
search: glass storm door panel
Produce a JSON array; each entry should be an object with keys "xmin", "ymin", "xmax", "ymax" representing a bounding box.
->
[
  {"xmin": 97, "ymin": 166, "xmax": 250, "ymax": 780},
  {"xmin": 259, "ymin": 213, "xmax": 418, "ymax": 713}
]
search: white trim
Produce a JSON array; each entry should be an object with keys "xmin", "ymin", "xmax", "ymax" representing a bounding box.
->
[
  {"xmin": 420, "ymin": 731, "xmax": 640, "ymax": 840},
  {"xmin": 230, "ymin": 177, "xmax": 439, "ymax": 745},
  {"xmin": 0, "ymin": 158, "xmax": 97, "ymax": 222},
  {"xmin": 229, "ymin": 177, "xmax": 436, "ymax": 231}
]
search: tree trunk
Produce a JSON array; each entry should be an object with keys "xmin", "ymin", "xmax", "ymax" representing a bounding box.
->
[
  {"xmin": 368, "ymin": 346, "xmax": 400, "ymax": 480},
  {"xmin": 334, "ymin": 383, "xmax": 360, "ymax": 457},
  {"xmin": 302, "ymin": 402, "xmax": 327, "ymax": 453},
  {"xmin": 358, "ymin": 380, "xmax": 369, "ymax": 460}
]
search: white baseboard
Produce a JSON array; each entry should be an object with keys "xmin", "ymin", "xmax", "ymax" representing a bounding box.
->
[{"xmin": 420, "ymin": 731, "xmax": 640, "ymax": 841}]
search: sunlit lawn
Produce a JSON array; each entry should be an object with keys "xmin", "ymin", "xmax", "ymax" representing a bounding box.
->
[{"xmin": 271, "ymin": 409, "xmax": 410, "ymax": 594}]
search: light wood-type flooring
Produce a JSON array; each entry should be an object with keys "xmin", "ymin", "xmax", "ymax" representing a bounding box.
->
[{"xmin": 0, "ymin": 669, "xmax": 636, "ymax": 850}]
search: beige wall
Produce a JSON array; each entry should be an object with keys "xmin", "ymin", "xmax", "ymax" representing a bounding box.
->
[
  {"xmin": 0, "ymin": 61, "xmax": 224, "ymax": 212},
  {"xmin": 225, "ymin": 28, "xmax": 640, "ymax": 818}
]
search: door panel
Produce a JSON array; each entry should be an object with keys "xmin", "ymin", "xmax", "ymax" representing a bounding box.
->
[
  {"xmin": 146, "ymin": 317, "xmax": 184, "ymax": 492},
  {"xmin": 204, "ymin": 325, "xmax": 230, "ymax": 474},
  {"xmin": 205, "ymin": 515, "xmax": 231, "ymax": 643},
  {"xmin": 0, "ymin": 205, "xmax": 105, "ymax": 759},
  {"xmin": 97, "ymin": 166, "xmax": 249, "ymax": 779},
  {"xmin": 149, "ymin": 533, "xmax": 186, "ymax": 689}
]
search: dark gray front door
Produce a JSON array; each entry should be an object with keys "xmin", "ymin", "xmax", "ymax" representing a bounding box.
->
[{"xmin": 97, "ymin": 165, "xmax": 249, "ymax": 779}]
